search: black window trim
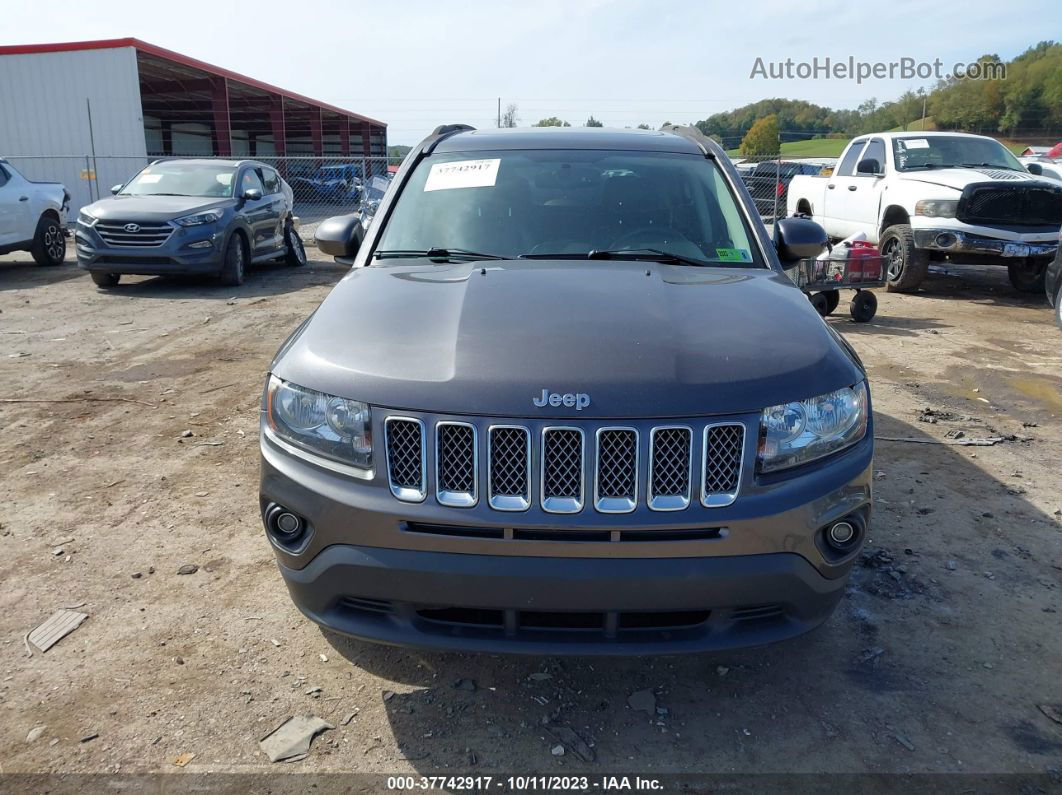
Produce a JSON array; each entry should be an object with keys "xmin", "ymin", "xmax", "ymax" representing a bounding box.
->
[{"xmin": 856, "ymin": 138, "xmax": 887, "ymax": 177}]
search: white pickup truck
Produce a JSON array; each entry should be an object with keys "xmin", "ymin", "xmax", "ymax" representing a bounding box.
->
[
  {"xmin": 0, "ymin": 158, "xmax": 69, "ymax": 266},
  {"xmin": 786, "ymin": 132, "xmax": 1062, "ymax": 293}
]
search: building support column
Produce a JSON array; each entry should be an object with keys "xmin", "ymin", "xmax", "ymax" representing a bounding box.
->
[
  {"xmin": 339, "ymin": 118, "xmax": 350, "ymax": 156},
  {"xmin": 310, "ymin": 107, "xmax": 323, "ymax": 158},
  {"xmin": 211, "ymin": 77, "xmax": 232, "ymax": 157},
  {"xmin": 269, "ymin": 95, "xmax": 286, "ymax": 157}
]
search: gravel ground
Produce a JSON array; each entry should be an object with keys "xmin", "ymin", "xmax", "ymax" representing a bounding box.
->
[{"xmin": 0, "ymin": 251, "xmax": 1060, "ymax": 789}]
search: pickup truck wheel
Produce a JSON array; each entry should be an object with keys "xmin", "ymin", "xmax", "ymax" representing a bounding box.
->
[
  {"xmin": 880, "ymin": 224, "xmax": 928, "ymax": 293},
  {"xmin": 1007, "ymin": 259, "xmax": 1047, "ymax": 294},
  {"xmin": 90, "ymin": 272, "xmax": 120, "ymax": 288},
  {"xmin": 284, "ymin": 223, "xmax": 307, "ymax": 267},
  {"xmin": 219, "ymin": 233, "xmax": 246, "ymax": 287},
  {"xmin": 30, "ymin": 216, "xmax": 66, "ymax": 266}
]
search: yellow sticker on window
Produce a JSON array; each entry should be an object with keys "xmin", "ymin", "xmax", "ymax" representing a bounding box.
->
[{"xmin": 716, "ymin": 247, "xmax": 752, "ymax": 262}]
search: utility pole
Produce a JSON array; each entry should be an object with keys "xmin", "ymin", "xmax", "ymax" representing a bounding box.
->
[{"xmin": 497, "ymin": 98, "xmax": 501, "ymax": 128}]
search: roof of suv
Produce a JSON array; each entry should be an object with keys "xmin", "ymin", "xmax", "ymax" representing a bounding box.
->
[
  {"xmin": 149, "ymin": 158, "xmax": 265, "ymax": 168},
  {"xmin": 433, "ymin": 126, "xmax": 706, "ymax": 155}
]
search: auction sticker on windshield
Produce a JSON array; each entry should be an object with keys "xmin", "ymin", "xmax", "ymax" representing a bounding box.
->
[
  {"xmin": 900, "ymin": 138, "xmax": 930, "ymax": 149},
  {"xmin": 424, "ymin": 158, "xmax": 501, "ymax": 191},
  {"xmin": 716, "ymin": 247, "xmax": 753, "ymax": 262}
]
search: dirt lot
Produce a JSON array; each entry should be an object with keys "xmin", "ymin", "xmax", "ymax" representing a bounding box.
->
[{"xmin": 1, "ymin": 250, "xmax": 1060, "ymax": 788}]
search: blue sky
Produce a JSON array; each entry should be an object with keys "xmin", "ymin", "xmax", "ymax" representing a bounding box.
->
[{"xmin": 4, "ymin": 0, "xmax": 1054, "ymax": 144}]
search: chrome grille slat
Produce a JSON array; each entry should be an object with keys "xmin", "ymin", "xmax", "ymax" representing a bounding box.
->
[
  {"xmin": 702, "ymin": 423, "xmax": 744, "ymax": 507},
  {"xmin": 385, "ymin": 417, "xmax": 425, "ymax": 502},
  {"xmin": 541, "ymin": 427, "xmax": 584, "ymax": 514},
  {"xmin": 95, "ymin": 221, "xmax": 174, "ymax": 248},
  {"xmin": 595, "ymin": 427, "xmax": 638, "ymax": 513},
  {"xmin": 488, "ymin": 425, "xmax": 531, "ymax": 511},
  {"xmin": 648, "ymin": 426, "xmax": 692, "ymax": 511},
  {"xmin": 436, "ymin": 422, "xmax": 477, "ymax": 507}
]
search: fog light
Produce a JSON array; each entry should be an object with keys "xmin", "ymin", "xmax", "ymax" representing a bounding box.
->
[
  {"xmin": 934, "ymin": 232, "xmax": 957, "ymax": 249},
  {"xmin": 187, "ymin": 240, "xmax": 213, "ymax": 249},
  {"xmin": 828, "ymin": 521, "xmax": 855, "ymax": 545},
  {"xmin": 275, "ymin": 512, "xmax": 303, "ymax": 536}
]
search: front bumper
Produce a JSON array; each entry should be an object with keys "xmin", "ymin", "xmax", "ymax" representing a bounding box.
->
[
  {"xmin": 260, "ymin": 418, "xmax": 873, "ymax": 654},
  {"xmin": 74, "ymin": 222, "xmax": 226, "ymax": 276},
  {"xmin": 913, "ymin": 228, "xmax": 1058, "ymax": 259}
]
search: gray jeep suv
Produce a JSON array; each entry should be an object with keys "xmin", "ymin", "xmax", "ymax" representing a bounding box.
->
[
  {"xmin": 76, "ymin": 158, "xmax": 306, "ymax": 287},
  {"xmin": 260, "ymin": 125, "xmax": 874, "ymax": 654}
]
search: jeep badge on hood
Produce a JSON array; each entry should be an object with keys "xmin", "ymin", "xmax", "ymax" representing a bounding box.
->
[{"xmin": 533, "ymin": 389, "xmax": 591, "ymax": 410}]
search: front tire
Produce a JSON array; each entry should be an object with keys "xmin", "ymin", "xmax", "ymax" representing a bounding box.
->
[
  {"xmin": 1054, "ymin": 283, "xmax": 1062, "ymax": 331},
  {"xmin": 1007, "ymin": 259, "xmax": 1047, "ymax": 294},
  {"xmin": 284, "ymin": 223, "xmax": 307, "ymax": 267},
  {"xmin": 880, "ymin": 224, "xmax": 928, "ymax": 293},
  {"xmin": 90, "ymin": 271, "xmax": 120, "ymax": 288},
  {"xmin": 219, "ymin": 232, "xmax": 246, "ymax": 287},
  {"xmin": 30, "ymin": 215, "xmax": 66, "ymax": 266}
]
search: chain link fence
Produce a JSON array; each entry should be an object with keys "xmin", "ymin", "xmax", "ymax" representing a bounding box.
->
[
  {"xmin": 730, "ymin": 155, "xmax": 837, "ymax": 226},
  {"xmin": 3, "ymin": 154, "xmax": 403, "ymax": 240}
]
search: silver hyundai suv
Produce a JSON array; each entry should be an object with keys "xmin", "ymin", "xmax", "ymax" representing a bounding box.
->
[
  {"xmin": 76, "ymin": 158, "xmax": 306, "ymax": 288},
  {"xmin": 260, "ymin": 125, "xmax": 873, "ymax": 655}
]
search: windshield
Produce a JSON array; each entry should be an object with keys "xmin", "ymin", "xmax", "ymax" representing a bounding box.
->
[
  {"xmin": 120, "ymin": 162, "xmax": 237, "ymax": 197},
  {"xmin": 892, "ymin": 137, "xmax": 1023, "ymax": 172},
  {"xmin": 375, "ymin": 149, "xmax": 762, "ymax": 266}
]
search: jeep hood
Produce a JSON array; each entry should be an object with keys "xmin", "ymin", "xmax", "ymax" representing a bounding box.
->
[
  {"xmin": 84, "ymin": 195, "xmax": 230, "ymax": 222},
  {"xmin": 273, "ymin": 260, "xmax": 864, "ymax": 419},
  {"xmin": 898, "ymin": 168, "xmax": 1042, "ymax": 192}
]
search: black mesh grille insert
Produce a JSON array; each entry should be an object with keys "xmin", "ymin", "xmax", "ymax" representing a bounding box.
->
[
  {"xmin": 597, "ymin": 429, "xmax": 637, "ymax": 499},
  {"xmin": 386, "ymin": 419, "xmax": 423, "ymax": 491},
  {"xmin": 704, "ymin": 424, "xmax": 744, "ymax": 496},
  {"xmin": 489, "ymin": 427, "xmax": 529, "ymax": 498},
  {"xmin": 543, "ymin": 429, "xmax": 582, "ymax": 499},
  {"xmin": 650, "ymin": 428, "xmax": 690, "ymax": 497},
  {"xmin": 437, "ymin": 424, "xmax": 475, "ymax": 495},
  {"xmin": 959, "ymin": 184, "xmax": 1062, "ymax": 226}
]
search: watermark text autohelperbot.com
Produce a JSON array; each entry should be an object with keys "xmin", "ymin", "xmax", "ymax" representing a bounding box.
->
[{"xmin": 750, "ymin": 56, "xmax": 1006, "ymax": 83}]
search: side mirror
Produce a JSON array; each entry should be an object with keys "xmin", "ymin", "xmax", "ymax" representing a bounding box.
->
[
  {"xmin": 1027, "ymin": 163, "xmax": 1043, "ymax": 176},
  {"xmin": 856, "ymin": 158, "xmax": 881, "ymax": 176},
  {"xmin": 242, "ymin": 188, "xmax": 262, "ymax": 201},
  {"xmin": 776, "ymin": 216, "xmax": 828, "ymax": 262},
  {"xmin": 110, "ymin": 184, "xmax": 123, "ymax": 195}
]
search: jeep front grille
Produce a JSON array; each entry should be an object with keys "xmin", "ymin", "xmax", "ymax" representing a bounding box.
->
[
  {"xmin": 435, "ymin": 422, "xmax": 477, "ymax": 506},
  {"xmin": 95, "ymin": 220, "xmax": 174, "ymax": 247},
  {"xmin": 541, "ymin": 427, "xmax": 584, "ymax": 513},
  {"xmin": 648, "ymin": 427, "xmax": 692, "ymax": 511},
  {"xmin": 385, "ymin": 418, "xmax": 425, "ymax": 502},
  {"xmin": 488, "ymin": 426, "xmax": 531, "ymax": 511},
  {"xmin": 702, "ymin": 423, "xmax": 744, "ymax": 507},
  {"xmin": 380, "ymin": 414, "xmax": 746, "ymax": 513},
  {"xmin": 595, "ymin": 428, "xmax": 638, "ymax": 513}
]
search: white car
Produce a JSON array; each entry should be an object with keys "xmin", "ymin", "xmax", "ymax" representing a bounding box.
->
[
  {"xmin": 786, "ymin": 132, "xmax": 1062, "ymax": 293},
  {"xmin": 0, "ymin": 158, "xmax": 69, "ymax": 265}
]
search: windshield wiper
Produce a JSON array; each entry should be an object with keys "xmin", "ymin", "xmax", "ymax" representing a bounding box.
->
[
  {"xmin": 520, "ymin": 248, "xmax": 724, "ymax": 268},
  {"xmin": 374, "ymin": 247, "xmax": 506, "ymax": 262},
  {"xmin": 960, "ymin": 162, "xmax": 1019, "ymax": 170}
]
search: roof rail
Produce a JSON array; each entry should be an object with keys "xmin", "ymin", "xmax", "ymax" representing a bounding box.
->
[
  {"xmin": 659, "ymin": 124, "xmax": 717, "ymax": 158},
  {"xmin": 423, "ymin": 124, "xmax": 476, "ymax": 154}
]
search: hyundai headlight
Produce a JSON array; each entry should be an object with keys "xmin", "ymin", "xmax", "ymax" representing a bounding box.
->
[
  {"xmin": 174, "ymin": 209, "xmax": 224, "ymax": 227},
  {"xmin": 758, "ymin": 382, "xmax": 868, "ymax": 473},
  {"xmin": 265, "ymin": 375, "xmax": 372, "ymax": 469},
  {"xmin": 914, "ymin": 199, "xmax": 958, "ymax": 218},
  {"xmin": 77, "ymin": 209, "xmax": 98, "ymax": 226}
]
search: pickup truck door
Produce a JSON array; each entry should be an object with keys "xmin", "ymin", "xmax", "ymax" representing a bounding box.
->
[
  {"xmin": 840, "ymin": 138, "xmax": 888, "ymax": 242},
  {"xmin": 0, "ymin": 163, "xmax": 27, "ymax": 246},
  {"xmin": 825, "ymin": 140, "xmax": 869, "ymax": 238}
]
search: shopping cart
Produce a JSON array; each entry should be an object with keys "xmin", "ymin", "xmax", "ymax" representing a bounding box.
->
[{"xmin": 788, "ymin": 240, "xmax": 886, "ymax": 322}]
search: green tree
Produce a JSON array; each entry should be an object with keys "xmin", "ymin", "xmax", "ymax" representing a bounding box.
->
[
  {"xmin": 585, "ymin": 115, "xmax": 604, "ymax": 127},
  {"xmin": 739, "ymin": 115, "xmax": 780, "ymax": 157},
  {"xmin": 534, "ymin": 117, "xmax": 571, "ymax": 127},
  {"xmin": 501, "ymin": 103, "xmax": 519, "ymax": 128}
]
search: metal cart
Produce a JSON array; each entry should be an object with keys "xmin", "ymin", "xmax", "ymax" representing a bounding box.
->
[{"xmin": 788, "ymin": 253, "xmax": 887, "ymax": 322}]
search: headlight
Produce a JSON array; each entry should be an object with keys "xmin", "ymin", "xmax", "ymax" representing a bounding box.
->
[
  {"xmin": 914, "ymin": 199, "xmax": 958, "ymax": 218},
  {"xmin": 758, "ymin": 382, "xmax": 867, "ymax": 473},
  {"xmin": 77, "ymin": 210, "xmax": 97, "ymax": 226},
  {"xmin": 265, "ymin": 375, "xmax": 372, "ymax": 469},
  {"xmin": 173, "ymin": 209, "xmax": 224, "ymax": 227}
]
